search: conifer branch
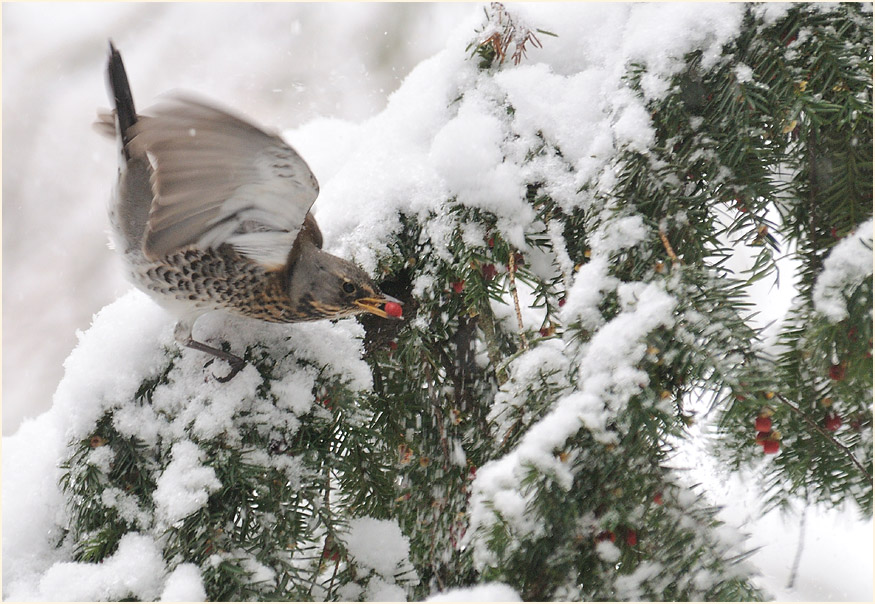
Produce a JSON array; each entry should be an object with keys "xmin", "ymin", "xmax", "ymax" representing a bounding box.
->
[
  {"xmin": 472, "ymin": 2, "xmax": 547, "ymax": 67},
  {"xmin": 774, "ymin": 392, "xmax": 872, "ymax": 481}
]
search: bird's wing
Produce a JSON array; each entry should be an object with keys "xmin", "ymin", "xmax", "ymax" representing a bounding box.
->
[{"xmin": 129, "ymin": 95, "xmax": 319, "ymax": 269}]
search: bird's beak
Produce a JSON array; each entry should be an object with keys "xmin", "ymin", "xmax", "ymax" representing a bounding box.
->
[{"xmin": 355, "ymin": 294, "xmax": 403, "ymax": 319}]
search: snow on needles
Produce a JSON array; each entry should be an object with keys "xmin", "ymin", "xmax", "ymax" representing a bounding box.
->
[
  {"xmin": 2, "ymin": 292, "xmax": 372, "ymax": 600},
  {"xmin": 344, "ymin": 517, "xmax": 412, "ymax": 577},
  {"xmin": 3, "ymin": 3, "xmax": 756, "ymax": 600},
  {"xmin": 812, "ymin": 218, "xmax": 873, "ymax": 322},
  {"xmin": 152, "ymin": 441, "xmax": 221, "ymax": 528}
]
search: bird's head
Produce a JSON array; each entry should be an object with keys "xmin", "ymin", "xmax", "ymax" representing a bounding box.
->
[{"xmin": 287, "ymin": 250, "xmax": 402, "ymax": 321}]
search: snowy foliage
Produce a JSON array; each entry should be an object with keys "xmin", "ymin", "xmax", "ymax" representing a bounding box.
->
[
  {"xmin": 812, "ymin": 219, "xmax": 874, "ymax": 322},
  {"xmin": 3, "ymin": 2, "xmax": 872, "ymax": 601}
]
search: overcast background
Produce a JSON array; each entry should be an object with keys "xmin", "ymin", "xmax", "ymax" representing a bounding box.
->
[{"xmin": 2, "ymin": 3, "xmax": 871, "ymax": 601}]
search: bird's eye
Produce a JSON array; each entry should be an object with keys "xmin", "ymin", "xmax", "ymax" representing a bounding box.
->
[{"xmin": 342, "ymin": 281, "xmax": 356, "ymax": 294}]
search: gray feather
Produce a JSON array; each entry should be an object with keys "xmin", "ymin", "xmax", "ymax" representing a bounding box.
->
[{"xmin": 128, "ymin": 95, "xmax": 320, "ymax": 268}]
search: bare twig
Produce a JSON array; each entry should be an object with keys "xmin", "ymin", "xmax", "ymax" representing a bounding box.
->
[
  {"xmin": 507, "ymin": 250, "xmax": 529, "ymax": 351},
  {"xmin": 477, "ymin": 2, "xmax": 544, "ymax": 66},
  {"xmin": 659, "ymin": 226, "xmax": 681, "ymax": 265},
  {"xmin": 774, "ymin": 392, "xmax": 872, "ymax": 481}
]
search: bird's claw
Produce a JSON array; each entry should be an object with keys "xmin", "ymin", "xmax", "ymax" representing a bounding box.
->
[{"xmin": 214, "ymin": 356, "xmax": 246, "ymax": 383}]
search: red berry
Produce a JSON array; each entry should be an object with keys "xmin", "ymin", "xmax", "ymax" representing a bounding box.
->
[
  {"xmin": 387, "ymin": 341, "xmax": 398, "ymax": 351},
  {"xmin": 482, "ymin": 264, "xmax": 497, "ymax": 280},
  {"xmin": 384, "ymin": 301, "xmax": 403, "ymax": 318},
  {"xmin": 755, "ymin": 416, "xmax": 772, "ymax": 432},
  {"xmin": 487, "ymin": 236, "xmax": 495, "ymax": 247},
  {"xmin": 829, "ymin": 362, "xmax": 846, "ymax": 381},
  {"xmin": 653, "ymin": 492, "xmax": 663, "ymax": 505},
  {"xmin": 824, "ymin": 413, "xmax": 842, "ymax": 432},
  {"xmin": 596, "ymin": 530, "xmax": 615, "ymax": 543},
  {"xmin": 762, "ymin": 440, "xmax": 780, "ymax": 454},
  {"xmin": 625, "ymin": 530, "xmax": 638, "ymax": 546},
  {"xmin": 451, "ymin": 280, "xmax": 465, "ymax": 294},
  {"xmin": 558, "ymin": 297, "xmax": 566, "ymax": 307}
]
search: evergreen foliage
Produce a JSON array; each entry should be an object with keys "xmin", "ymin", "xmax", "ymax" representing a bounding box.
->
[{"xmin": 55, "ymin": 3, "xmax": 871, "ymax": 600}]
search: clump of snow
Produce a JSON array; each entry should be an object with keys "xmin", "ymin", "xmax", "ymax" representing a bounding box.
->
[
  {"xmin": 160, "ymin": 563, "xmax": 207, "ymax": 602},
  {"xmin": 734, "ymin": 62, "xmax": 755, "ymax": 83},
  {"xmin": 595, "ymin": 540, "xmax": 621, "ymax": 563},
  {"xmin": 429, "ymin": 95, "xmax": 528, "ymax": 221},
  {"xmin": 365, "ymin": 577, "xmax": 408, "ymax": 602},
  {"xmin": 343, "ymin": 517, "xmax": 412, "ymax": 577},
  {"xmin": 35, "ymin": 533, "xmax": 166, "ymax": 601},
  {"xmin": 427, "ymin": 582, "xmax": 522, "ymax": 602},
  {"xmin": 153, "ymin": 441, "xmax": 222, "ymax": 528},
  {"xmin": 101, "ymin": 487, "xmax": 151, "ymax": 530},
  {"xmin": 812, "ymin": 219, "xmax": 873, "ymax": 322},
  {"xmin": 560, "ymin": 257, "xmax": 619, "ymax": 332},
  {"xmin": 343, "ymin": 517, "xmax": 418, "ymax": 601},
  {"xmin": 51, "ymin": 290, "xmax": 172, "ymax": 441},
  {"xmin": 592, "ymin": 214, "xmax": 650, "ymax": 254},
  {"xmin": 613, "ymin": 561, "xmax": 663, "ymax": 600}
]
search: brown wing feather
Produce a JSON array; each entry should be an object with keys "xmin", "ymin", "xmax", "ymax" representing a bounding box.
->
[{"xmin": 128, "ymin": 95, "xmax": 320, "ymax": 268}]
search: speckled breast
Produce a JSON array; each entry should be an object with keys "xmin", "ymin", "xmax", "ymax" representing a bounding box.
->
[{"xmin": 125, "ymin": 245, "xmax": 298, "ymax": 323}]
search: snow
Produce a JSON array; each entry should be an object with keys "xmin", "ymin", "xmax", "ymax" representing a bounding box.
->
[
  {"xmin": 595, "ymin": 540, "xmax": 622, "ymax": 563},
  {"xmin": 734, "ymin": 62, "xmax": 755, "ymax": 83},
  {"xmin": 344, "ymin": 517, "xmax": 412, "ymax": 578},
  {"xmin": 34, "ymin": 533, "xmax": 166, "ymax": 601},
  {"xmin": 812, "ymin": 218, "xmax": 874, "ymax": 322},
  {"xmin": 101, "ymin": 487, "xmax": 151, "ymax": 530},
  {"xmin": 3, "ymin": 291, "xmax": 374, "ymax": 600},
  {"xmin": 3, "ymin": 3, "xmax": 872, "ymax": 601},
  {"xmin": 467, "ymin": 279, "xmax": 677, "ymax": 562},
  {"xmin": 559, "ymin": 257, "xmax": 618, "ymax": 331},
  {"xmin": 343, "ymin": 517, "xmax": 418, "ymax": 601},
  {"xmin": 365, "ymin": 577, "xmax": 408, "ymax": 602},
  {"xmin": 152, "ymin": 441, "xmax": 222, "ymax": 528},
  {"xmin": 427, "ymin": 582, "xmax": 522, "ymax": 602},
  {"xmin": 159, "ymin": 563, "xmax": 207, "ymax": 602}
]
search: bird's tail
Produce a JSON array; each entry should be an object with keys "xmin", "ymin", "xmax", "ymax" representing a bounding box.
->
[{"xmin": 106, "ymin": 41, "xmax": 137, "ymax": 150}]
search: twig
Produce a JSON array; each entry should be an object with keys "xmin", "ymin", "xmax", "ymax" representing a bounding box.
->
[
  {"xmin": 659, "ymin": 226, "xmax": 681, "ymax": 265},
  {"xmin": 477, "ymin": 2, "xmax": 544, "ymax": 66},
  {"xmin": 507, "ymin": 250, "xmax": 529, "ymax": 351},
  {"xmin": 774, "ymin": 392, "xmax": 872, "ymax": 481}
]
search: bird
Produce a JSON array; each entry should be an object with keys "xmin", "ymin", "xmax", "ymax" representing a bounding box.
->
[{"xmin": 98, "ymin": 42, "xmax": 402, "ymax": 382}]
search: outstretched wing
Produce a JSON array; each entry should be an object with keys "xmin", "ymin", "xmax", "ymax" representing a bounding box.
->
[{"xmin": 129, "ymin": 95, "xmax": 319, "ymax": 269}]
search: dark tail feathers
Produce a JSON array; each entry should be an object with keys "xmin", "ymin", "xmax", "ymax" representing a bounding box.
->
[{"xmin": 107, "ymin": 41, "xmax": 137, "ymax": 151}]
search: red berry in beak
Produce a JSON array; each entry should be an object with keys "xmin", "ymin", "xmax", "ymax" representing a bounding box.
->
[{"xmin": 384, "ymin": 301, "xmax": 403, "ymax": 318}]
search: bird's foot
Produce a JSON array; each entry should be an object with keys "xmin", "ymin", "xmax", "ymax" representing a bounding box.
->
[
  {"xmin": 213, "ymin": 354, "xmax": 246, "ymax": 383},
  {"xmin": 183, "ymin": 337, "xmax": 246, "ymax": 383}
]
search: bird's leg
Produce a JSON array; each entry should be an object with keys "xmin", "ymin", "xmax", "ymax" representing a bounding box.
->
[{"xmin": 174, "ymin": 319, "xmax": 245, "ymax": 383}]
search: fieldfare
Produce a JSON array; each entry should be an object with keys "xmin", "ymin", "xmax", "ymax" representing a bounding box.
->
[{"xmin": 98, "ymin": 43, "xmax": 401, "ymax": 381}]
